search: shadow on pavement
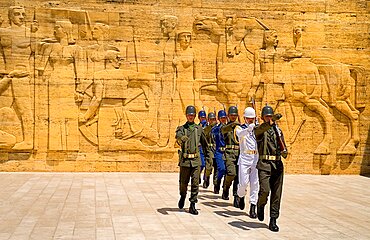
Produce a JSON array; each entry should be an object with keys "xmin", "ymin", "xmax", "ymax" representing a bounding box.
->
[
  {"xmin": 198, "ymin": 189, "xmax": 214, "ymax": 193},
  {"xmin": 214, "ymin": 209, "xmax": 248, "ymax": 218},
  {"xmin": 157, "ymin": 207, "xmax": 184, "ymax": 215},
  {"xmin": 228, "ymin": 219, "xmax": 268, "ymax": 230},
  {"xmin": 198, "ymin": 194, "xmax": 220, "ymax": 200},
  {"xmin": 202, "ymin": 201, "xmax": 232, "ymax": 208}
]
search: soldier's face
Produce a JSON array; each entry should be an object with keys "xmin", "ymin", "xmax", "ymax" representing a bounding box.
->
[
  {"xmin": 219, "ymin": 117, "xmax": 227, "ymax": 124},
  {"xmin": 208, "ymin": 118, "xmax": 217, "ymax": 125},
  {"xmin": 244, "ymin": 117, "xmax": 254, "ymax": 124},
  {"xmin": 10, "ymin": 8, "xmax": 25, "ymax": 26},
  {"xmin": 186, "ymin": 114, "xmax": 195, "ymax": 123},
  {"xmin": 263, "ymin": 115, "xmax": 272, "ymax": 122},
  {"xmin": 199, "ymin": 116, "xmax": 206, "ymax": 122},
  {"xmin": 229, "ymin": 115, "xmax": 238, "ymax": 122}
]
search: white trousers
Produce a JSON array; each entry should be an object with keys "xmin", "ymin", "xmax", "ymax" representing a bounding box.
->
[{"xmin": 237, "ymin": 163, "xmax": 259, "ymax": 205}]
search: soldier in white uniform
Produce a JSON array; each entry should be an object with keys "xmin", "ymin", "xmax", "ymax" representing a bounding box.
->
[{"xmin": 235, "ymin": 107, "xmax": 259, "ymax": 218}]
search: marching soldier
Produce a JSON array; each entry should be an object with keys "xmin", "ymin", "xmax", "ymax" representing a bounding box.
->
[
  {"xmin": 176, "ymin": 105, "xmax": 207, "ymax": 215},
  {"xmin": 198, "ymin": 110, "xmax": 207, "ymax": 184},
  {"xmin": 235, "ymin": 107, "xmax": 259, "ymax": 218},
  {"xmin": 211, "ymin": 110, "xmax": 228, "ymax": 194},
  {"xmin": 255, "ymin": 105, "xmax": 288, "ymax": 232},
  {"xmin": 202, "ymin": 112, "xmax": 217, "ymax": 188},
  {"xmin": 220, "ymin": 106, "xmax": 240, "ymax": 208}
]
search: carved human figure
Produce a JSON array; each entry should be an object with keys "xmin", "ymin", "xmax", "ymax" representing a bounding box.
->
[
  {"xmin": 86, "ymin": 22, "xmax": 117, "ymax": 74},
  {"xmin": 218, "ymin": 17, "xmax": 259, "ymax": 110},
  {"xmin": 0, "ymin": 6, "xmax": 38, "ymax": 150},
  {"xmin": 157, "ymin": 15, "xmax": 178, "ymax": 147},
  {"xmin": 173, "ymin": 30, "xmax": 202, "ymax": 113},
  {"xmin": 38, "ymin": 20, "xmax": 84, "ymax": 151},
  {"xmin": 293, "ymin": 25, "xmax": 305, "ymax": 50},
  {"xmin": 0, "ymin": 77, "xmax": 16, "ymax": 148},
  {"xmin": 96, "ymin": 49, "xmax": 159, "ymax": 150},
  {"xmin": 258, "ymin": 30, "xmax": 287, "ymax": 110}
]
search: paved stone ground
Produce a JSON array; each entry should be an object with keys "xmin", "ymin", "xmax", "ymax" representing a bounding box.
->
[{"xmin": 0, "ymin": 173, "xmax": 369, "ymax": 240}]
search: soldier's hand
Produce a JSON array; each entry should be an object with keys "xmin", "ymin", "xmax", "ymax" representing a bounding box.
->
[
  {"xmin": 272, "ymin": 113, "xmax": 283, "ymax": 122},
  {"xmin": 281, "ymin": 150, "xmax": 288, "ymax": 159},
  {"xmin": 180, "ymin": 135, "xmax": 189, "ymax": 143}
]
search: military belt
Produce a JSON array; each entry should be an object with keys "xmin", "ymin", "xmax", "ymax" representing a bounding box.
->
[
  {"xmin": 261, "ymin": 155, "xmax": 281, "ymax": 161},
  {"xmin": 218, "ymin": 147, "xmax": 225, "ymax": 152},
  {"xmin": 226, "ymin": 145, "xmax": 239, "ymax": 150},
  {"xmin": 244, "ymin": 150, "xmax": 257, "ymax": 155},
  {"xmin": 183, "ymin": 153, "xmax": 197, "ymax": 159}
]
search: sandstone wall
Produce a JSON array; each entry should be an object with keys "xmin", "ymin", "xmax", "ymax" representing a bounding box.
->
[{"xmin": 0, "ymin": 0, "xmax": 369, "ymax": 174}]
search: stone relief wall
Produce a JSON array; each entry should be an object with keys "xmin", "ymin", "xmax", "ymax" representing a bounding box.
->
[{"xmin": 0, "ymin": 0, "xmax": 369, "ymax": 174}]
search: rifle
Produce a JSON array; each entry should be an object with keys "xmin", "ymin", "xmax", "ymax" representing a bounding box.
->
[
  {"xmin": 250, "ymin": 97, "xmax": 258, "ymax": 124},
  {"xmin": 272, "ymin": 114, "xmax": 288, "ymax": 157},
  {"xmin": 236, "ymin": 104, "xmax": 241, "ymax": 123}
]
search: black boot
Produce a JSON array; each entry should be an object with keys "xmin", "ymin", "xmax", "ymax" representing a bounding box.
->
[
  {"xmin": 214, "ymin": 180, "xmax": 221, "ymax": 194},
  {"xmin": 257, "ymin": 205, "xmax": 265, "ymax": 221},
  {"xmin": 203, "ymin": 176, "xmax": 210, "ymax": 189},
  {"xmin": 178, "ymin": 195, "xmax": 186, "ymax": 209},
  {"xmin": 239, "ymin": 197, "xmax": 245, "ymax": 210},
  {"xmin": 269, "ymin": 217, "xmax": 279, "ymax": 232},
  {"xmin": 249, "ymin": 204, "xmax": 257, "ymax": 218},
  {"xmin": 221, "ymin": 189, "xmax": 229, "ymax": 200},
  {"xmin": 189, "ymin": 202, "xmax": 198, "ymax": 215},
  {"xmin": 233, "ymin": 196, "xmax": 240, "ymax": 208}
]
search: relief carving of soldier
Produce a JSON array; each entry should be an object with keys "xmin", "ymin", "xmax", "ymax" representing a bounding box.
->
[
  {"xmin": 0, "ymin": 6, "xmax": 38, "ymax": 150},
  {"xmin": 157, "ymin": 15, "xmax": 178, "ymax": 147}
]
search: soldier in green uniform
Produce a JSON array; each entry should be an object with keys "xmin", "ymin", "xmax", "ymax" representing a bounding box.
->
[
  {"xmin": 255, "ymin": 105, "xmax": 287, "ymax": 232},
  {"xmin": 176, "ymin": 105, "xmax": 207, "ymax": 215},
  {"xmin": 202, "ymin": 112, "xmax": 217, "ymax": 188},
  {"xmin": 220, "ymin": 106, "xmax": 240, "ymax": 207}
]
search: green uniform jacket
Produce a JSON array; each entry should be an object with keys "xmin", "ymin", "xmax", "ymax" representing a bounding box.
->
[
  {"xmin": 221, "ymin": 121, "xmax": 240, "ymax": 159},
  {"xmin": 176, "ymin": 122, "xmax": 207, "ymax": 167},
  {"xmin": 203, "ymin": 122, "xmax": 216, "ymax": 161},
  {"xmin": 254, "ymin": 122, "xmax": 284, "ymax": 172}
]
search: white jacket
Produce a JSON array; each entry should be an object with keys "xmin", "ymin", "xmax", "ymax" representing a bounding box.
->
[{"xmin": 235, "ymin": 123, "xmax": 258, "ymax": 166}]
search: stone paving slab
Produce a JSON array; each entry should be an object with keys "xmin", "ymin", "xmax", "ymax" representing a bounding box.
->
[{"xmin": 0, "ymin": 173, "xmax": 369, "ymax": 240}]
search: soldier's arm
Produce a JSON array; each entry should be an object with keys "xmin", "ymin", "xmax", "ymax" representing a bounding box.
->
[
  {"xmin": 175, "ymin": 126, "xmax": 186, "ymax": 146},
  {"xmin": 254, "ymin": 121, "xmax": 273, "ymax": 138},
  {"xmin": 200, "ymin": 130, "xmax": 208, "ymax": 152},
  {"xmin": 221, "ymin": 122, "xmax": 238, "ymax": 134}
]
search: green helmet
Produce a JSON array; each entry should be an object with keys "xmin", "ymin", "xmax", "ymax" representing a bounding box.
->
[
  {"xmin": 208, "ymin": 112, "xmax": 216, "ymax": 119},
  {"xmin": 185, "ymin": 105, "xmax": 196, "ymax": 115},
  {"xmin": 228, "ymin": 106, "xmax": 238, "ymax": 115},
  {"xmin": 261, "ymin": 105, "xmax": 274, "ymax": 117}
]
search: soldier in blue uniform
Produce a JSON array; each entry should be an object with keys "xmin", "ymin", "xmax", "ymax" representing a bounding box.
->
[
  {"xmin": 198, "ymin": 110, "xmax": 207, "ymax": 184},
  {"xmin": 211, "ymin": 110, "xmax": 228, "ymax": 194}
]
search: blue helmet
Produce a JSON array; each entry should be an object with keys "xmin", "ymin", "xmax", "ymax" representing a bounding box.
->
[
  {"xmin": 198, "ymin": 110, "xmax": 206, "ymax": 118},
  {"xmin": 218, "ymin": 110, "xmax": 227, "ymax": 118}
]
